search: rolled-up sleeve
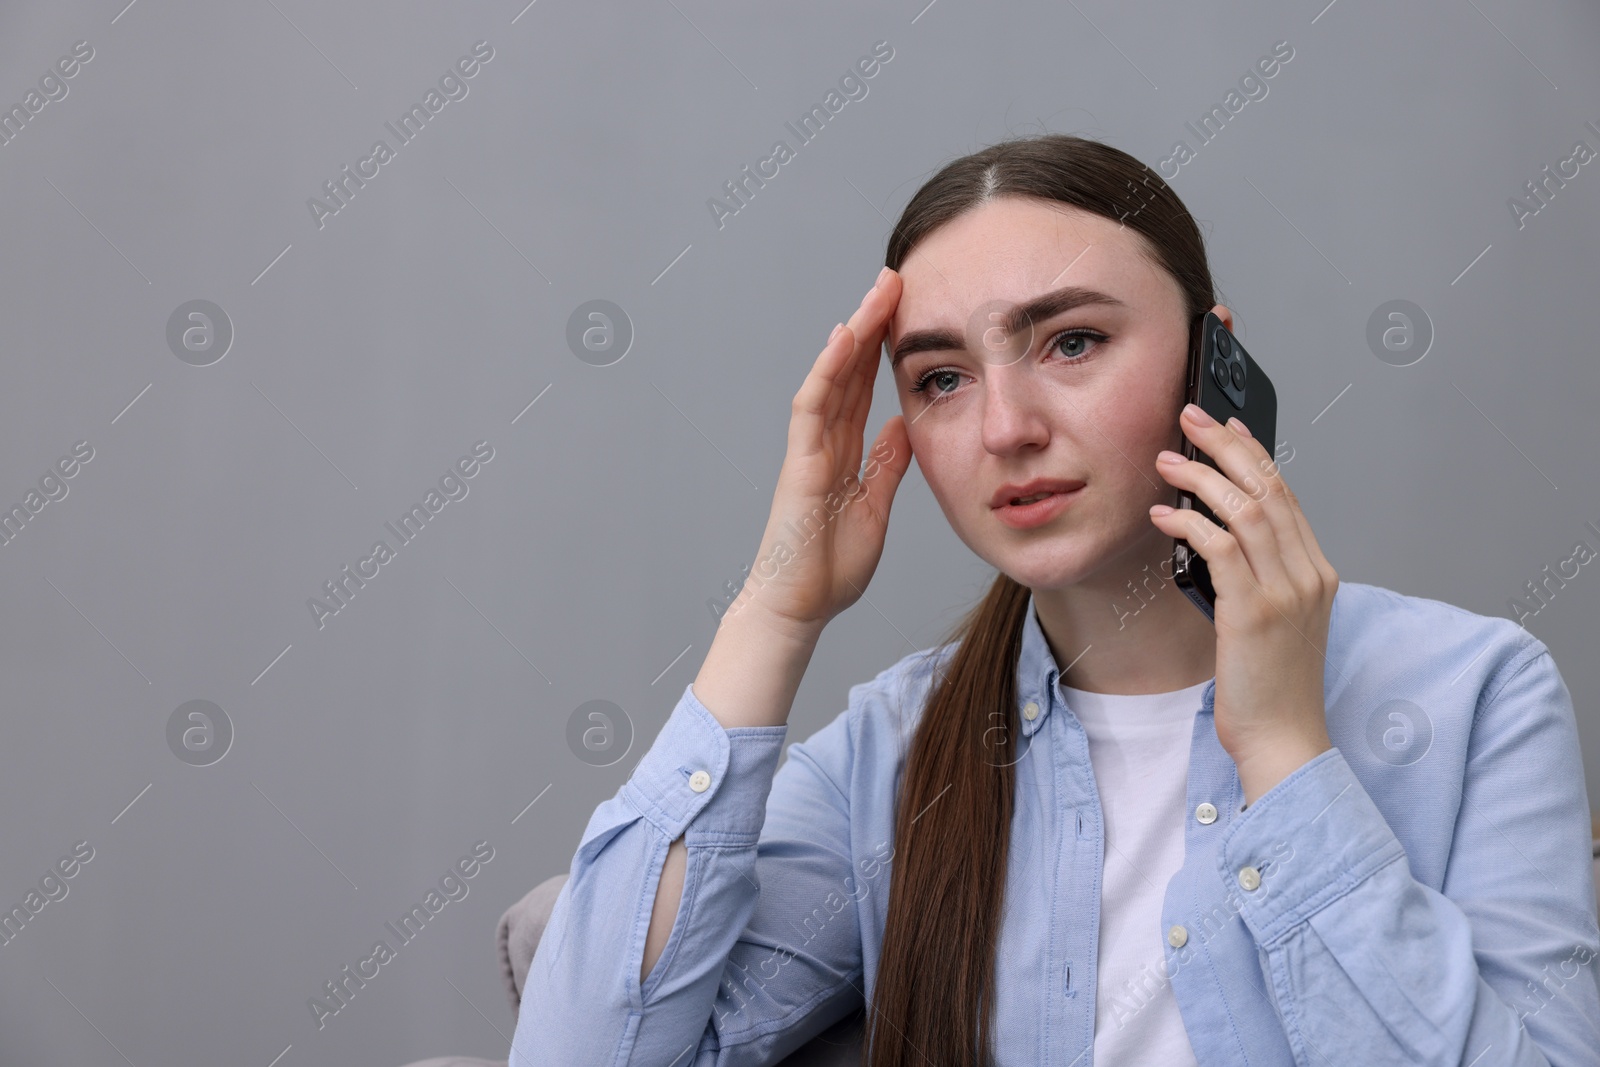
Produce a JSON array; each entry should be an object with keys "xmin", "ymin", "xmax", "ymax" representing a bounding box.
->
[
  {"xmin": 1217, "ymin": 645, "xmax": 1600, "ymax": 1066},
  {"xmin": 511, "ymin": 678, "xmax": 866, "ymax": 1066}
]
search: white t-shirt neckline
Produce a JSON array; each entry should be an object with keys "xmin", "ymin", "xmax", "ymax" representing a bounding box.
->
[{"xmin": 1060, "ymin": 677, "xmax": 1212, "ymax": 727}]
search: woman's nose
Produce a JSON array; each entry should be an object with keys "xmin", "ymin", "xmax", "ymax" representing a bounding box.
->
[{"xmin": 980, "ymin": 363, "xmax": 1051, "ymax": 453}]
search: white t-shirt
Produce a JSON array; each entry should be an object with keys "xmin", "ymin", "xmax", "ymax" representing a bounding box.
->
[{"xmin": 1060, "ymin": 679, "xmax": 1209, "ymax": 1067}]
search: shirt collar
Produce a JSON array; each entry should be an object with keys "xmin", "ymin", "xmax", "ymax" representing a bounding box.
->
[{"xmin": 1014, "ymin": 589, "xmax": 1218, "ymax": 738}]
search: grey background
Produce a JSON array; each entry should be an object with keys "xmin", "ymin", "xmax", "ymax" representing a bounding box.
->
[{"xmin": 1, "ymin": 0, "xmax": 1596, "ymax": 1063}]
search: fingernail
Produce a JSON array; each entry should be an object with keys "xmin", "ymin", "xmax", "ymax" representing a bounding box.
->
[
  {"xmin": 1227, "ymin": 416, "xmax": 1252, "ymax": 438},
  {"xmin": 1150, "ymin": 504, "xmax": 1174, "ymax": 516},
  {"xmin": 875, "ymin": 266, "xmax": 892, "ymax": 289},
  {"xmin": 1182, "ymin": 403, "xmax": 1215, "ymax": 426},
  {"xmin": 829, "ymin": 322, "xmax": 844, "ymax": 342},
  {"xmin": 1157, "ymin": 450, "xmax": 1186, "ymax": 464}
]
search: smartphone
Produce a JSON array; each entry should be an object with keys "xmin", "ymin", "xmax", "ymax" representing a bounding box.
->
[{"xmin": 1171, "ymin": 311, "xmax": 1278, "ymax": 621}]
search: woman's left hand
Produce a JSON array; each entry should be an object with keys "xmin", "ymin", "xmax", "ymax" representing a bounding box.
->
[{"xmin": 1148, "ymin": 402, "xmax": 1338, "ymax": 807}]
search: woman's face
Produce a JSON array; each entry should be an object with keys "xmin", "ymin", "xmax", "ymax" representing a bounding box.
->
[{"xmin": 887, "ymin": 194, "xmax": 1226, "ymax": 592}]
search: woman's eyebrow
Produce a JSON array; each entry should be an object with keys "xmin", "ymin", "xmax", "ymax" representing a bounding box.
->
[{"xmin": 889, "ymin": 286, "xmax": 1128, "ymax": 370}]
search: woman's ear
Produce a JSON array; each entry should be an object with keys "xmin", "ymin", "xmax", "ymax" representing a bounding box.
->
[{"xmin": 1210, "ymin": 304, "xmax": 1236, "ymax": 333}]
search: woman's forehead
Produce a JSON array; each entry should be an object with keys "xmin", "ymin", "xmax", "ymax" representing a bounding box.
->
[
  {"xmin": 890, "ymin": 204, "xmax": 1171, "ymax": 343},
  {"xmin": 908, "ymin": 195, "xmax": 1158, "ymax": 287}
]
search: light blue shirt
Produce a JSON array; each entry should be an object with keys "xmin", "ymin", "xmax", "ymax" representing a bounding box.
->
[{"xmin": 511, "ymin": 581, "xmax": 1600, "ymax": 1065}]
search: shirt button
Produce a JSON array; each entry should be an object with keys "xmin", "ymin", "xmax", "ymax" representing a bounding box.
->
[
  {"xmin": 1237, "ymin": 865, "xmax": 1262, "ymax": 891},
  {"xmin": 1166, "ymin": 924, "xmax": 1189, "ymax": 948},
  {"xmin": 1195, "ymin": 802, "xmax": 1218, "ymax": 825},
  {"xmin": 1022, "ymin": 701, "xmax": 1039, "ymax": 721},
  {"xmin": 688, "ymin": 770, "xmax": 711, "ymax": 793}
]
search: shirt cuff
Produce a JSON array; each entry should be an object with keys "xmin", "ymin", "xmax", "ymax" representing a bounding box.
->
[
  {"xmin": 621, "ymin": 681, "xmax": 789, "ymax": 843},
  {"xmin": 1217, "ymin": 746, "xmax": 1408, "ymax": 947}
]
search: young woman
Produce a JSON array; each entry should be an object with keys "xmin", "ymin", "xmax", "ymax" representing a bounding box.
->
[{"xmin": 512, "ymin": 135, "xmax": 1600, "ymax": 1066}]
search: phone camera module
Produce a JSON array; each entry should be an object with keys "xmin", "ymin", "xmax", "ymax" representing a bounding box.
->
[{"xmin": 1211, "ymin": 356, "xmax": 1231, "ymax": 390}]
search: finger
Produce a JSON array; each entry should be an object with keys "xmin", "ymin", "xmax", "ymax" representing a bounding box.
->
[
  {"xmin": 1277, "ymin": 472, "xmax": 1339, "ymax": 585},
  {"xmin": 1156, "ymin": 445, "xmax": 1292, "ymax": 594},
  {"xmin": 844, "ymin": 278, "xmax": 898, "ymax": 437},
  {"xmin": 1172, "ymin": 407, "xmax": 1321, "ymax": 589},
  {"xmin": 825, "ymin": 321, "xmax": 878, "ymax": 476},
  {"xmin": 842, "ymin": 333, "xmax": 883, "ymax": 474},
  {"xmin": 790, "ymin": 320, "xmax": 862, "ymax": 458},
  {"xmin": 1229, "ymin": 430, "xmax": 1335, "ymax": 579},
  {"xmin": 1147, "ymin": 503, "xmax": 1258, "ymax": 606},
  {"xmin": 858, "ymin": 415, "xmax": 912, "ymax": 521},
  {"xmin": 823, "ymin": 323, "xmax": 861, "ymax": 432},
  {"xmin": 1201, "ymin": 413, "xmax": 1326, "ymax": 592},
  {"xmin": 1230, "ymin": 423, "xmax": 1338, "ymax": 589},
  {"xmin": 822, "ymin": 285, "xmax": 879, "ymax": 427},
  {"xmin": 834, "ymin": 270, "xmax": 900, "ymax": 428}
]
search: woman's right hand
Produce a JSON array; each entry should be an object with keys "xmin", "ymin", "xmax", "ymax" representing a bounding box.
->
[{"xmin": 728, "ymin": 267, "xmax": 914, "ymax": 641}]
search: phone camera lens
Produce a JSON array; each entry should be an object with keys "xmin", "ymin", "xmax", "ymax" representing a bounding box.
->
[
  {"xmin": 1215, "ymin": 331, "xmax": 1232, "ymax": 357},
  {"xmin": 1211, "ymin": 356, "xmax": 1231, "ymax": 390},
  {"xmin": 1230, "ymin": 361, "xmax": 1246, "ymax": 390}
]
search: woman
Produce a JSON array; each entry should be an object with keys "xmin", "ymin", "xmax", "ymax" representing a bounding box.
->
[{"xmin": 512, "ymin": 135, "xmax": 1600, "ymax": 1066}]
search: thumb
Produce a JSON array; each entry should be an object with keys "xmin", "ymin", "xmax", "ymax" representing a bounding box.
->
[{"xmin": 860, "ymin": 415, "xmax": 913, "ymax": 510}]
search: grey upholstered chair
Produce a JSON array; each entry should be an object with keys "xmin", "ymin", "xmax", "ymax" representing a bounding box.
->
[{"xmin": 402, "ymin": 830, "xmax": 1600, "ymax": 1067}]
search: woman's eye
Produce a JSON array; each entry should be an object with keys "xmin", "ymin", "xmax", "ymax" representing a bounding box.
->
[
  {"xmin": 908, "ymin": 329, "xmax": 1107, "ymax": 404},
  {"xmin": 1050, "ymin": 328, "xmax": 1108, "ymax": 359},
  {"xmin": 910, "ymin": 369, "xmax": 964, "ymax": 399}
]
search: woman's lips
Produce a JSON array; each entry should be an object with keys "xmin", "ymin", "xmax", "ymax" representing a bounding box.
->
[{"xmin": 993, "ymin": 486, "xmax": 1085, "ymax": 529}]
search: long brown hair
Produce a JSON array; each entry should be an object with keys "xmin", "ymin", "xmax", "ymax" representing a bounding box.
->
[{"xmin": 865, "ymin": 134, "xmax": 1218, "ymax": 1067}]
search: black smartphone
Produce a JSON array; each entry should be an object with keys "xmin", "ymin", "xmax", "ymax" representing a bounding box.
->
[{"xmin": 1171, "ymin": 311, "xmax": 1278, "ymax": 621}]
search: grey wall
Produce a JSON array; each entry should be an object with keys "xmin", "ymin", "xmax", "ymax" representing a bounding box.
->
[{"xmin": 1, "ymin": 0, "xmax": 1596, "ymax": 1063}]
